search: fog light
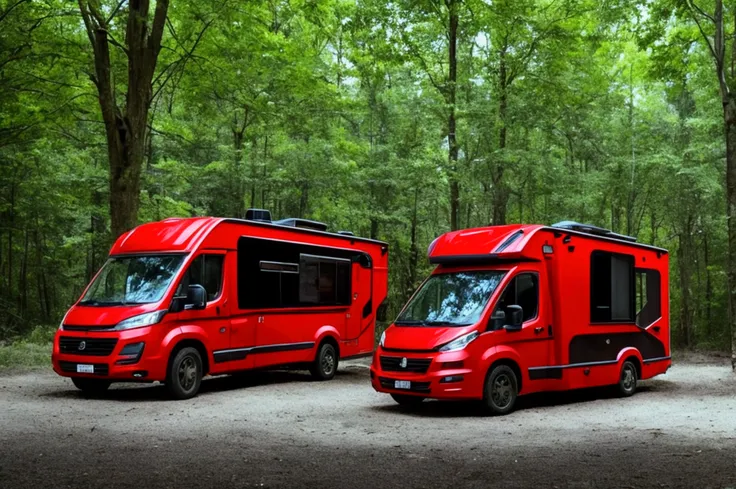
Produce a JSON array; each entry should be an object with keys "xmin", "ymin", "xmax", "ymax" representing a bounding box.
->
[
  {"xmin": 116, "ymin": 342, "xmax": 145, "ymax": 365},
  {"xmin": 132, "ymin": 370, "xmax": 148, "ymax": 378},
  {"xmin": 442, "ymin": 361, "xmax": 464, "ymax": 369},
  {"xmin": 440, "ymin": 375, "xmax": 464, "ymax": 383}
]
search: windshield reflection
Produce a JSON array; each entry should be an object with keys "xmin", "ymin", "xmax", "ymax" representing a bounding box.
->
[
  {"xmin": 396, "ymin": 271, "xmax": 506, "ymax": 326},
  {"xmin": 80, "ymin": 255, "xmax": 185, "ymax": 306}
]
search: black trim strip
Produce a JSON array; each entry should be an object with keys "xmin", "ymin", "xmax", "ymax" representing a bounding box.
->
[
  {"xmin": 380, "ymin": 346, "xmax": 437, "ymax": 354},
  {"xmin": 528, "ymin": 360, "xmax": 619, "ymax": 380},
  {"xmin": 643, "ymin": 355, "xmax": 671, "ymax": 364},
  {"xmin": 494, "ymin": 230, "xmax": 524, "ymax": 253},
  {"xmin": 213, "ymin": 341, "xmax": 315, "ymax": 364},
  {"xmin": 429, "ymin": 254, "xmax": 538, "ymax": 265}
]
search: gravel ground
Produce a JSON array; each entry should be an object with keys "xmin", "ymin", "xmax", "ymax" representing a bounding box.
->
[{"xmin": 1, "ymin": 359, "xmax": 735, "ymax": 489}]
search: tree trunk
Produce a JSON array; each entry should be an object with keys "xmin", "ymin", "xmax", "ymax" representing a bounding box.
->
[
  {"xmin": 408, "ymin": 187, "xmax": 419, "ymax": 298},
  {"xmin": 78, "ymin": 0, "xmax": 170, "ymax": 239},
  {"xmin": 724, "ymin": 98, "xmax": 736, "ymax": 369},
  {"xmin": 678, "ymin": 231, "xmax": 693, "ymax": 348},
  {"xmin": 447, "ymin": 0, "xmax": 460, "ymax": 231},
  {"xmin": 492, "ymin": 47, "xmax": 509, "ymax": 225}
]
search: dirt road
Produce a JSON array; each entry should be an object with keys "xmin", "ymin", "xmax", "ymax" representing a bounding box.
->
[{"xmin": 1, "ymin": 360, "xmax": 735, "ymax": 489}]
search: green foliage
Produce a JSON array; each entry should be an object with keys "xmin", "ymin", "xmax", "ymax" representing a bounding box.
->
[{"xmin": 0, "ymin": 0, "xmax": 732, "ymax": 350}]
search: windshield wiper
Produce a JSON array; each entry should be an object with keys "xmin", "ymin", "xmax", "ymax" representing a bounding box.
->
[
  {"xmin": 78, "ymin": 300, "xmax": 124, "ymax": 306},
  {"xmin": 394, "ymin": 320, "xmax": 425, "ymax": 326},
  {"xmin": 423, "ymin": 321, "xmax": 473, "ymax": 327},
  {"xmin": 394, "ymin": 320, "xmax": 473, "ymax": 327}
]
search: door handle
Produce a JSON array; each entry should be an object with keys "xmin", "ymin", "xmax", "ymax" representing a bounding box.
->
[{"xmin": 534, "ymin": 326, "xmax": 544, "ymax": 334}]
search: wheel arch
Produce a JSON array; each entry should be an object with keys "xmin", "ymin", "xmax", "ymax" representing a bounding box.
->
[
  {"xmin": 617, "ymin": 347, "xmax": 643, "ymax": 379},
  {"xmin": 481, "ymin": 346, "xmax": 524, "ymax": 393},
  {"xmin": 167, "ymin": 338, "xmax": 210, "ymax": 376},
  {"xmin": 315, "ymin": 326, "xmax": 341, "ymax": 358}
]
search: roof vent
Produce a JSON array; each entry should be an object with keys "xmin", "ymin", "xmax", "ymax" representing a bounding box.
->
[
  {"xmin": 337, "ymin": 231, "xmax": 355, "ymax": 236},
  {"xmin": 274, "ymin": 218, "xmax": 328, "ymax": 232},
  {"xmin": 551, "ymin": 221, "xmax": 637, "ymax": 243},
  {"xmin": 245, "ymin": 208, "xmax": 272, "ymax": 223}
]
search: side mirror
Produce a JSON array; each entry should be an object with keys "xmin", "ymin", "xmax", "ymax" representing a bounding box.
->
[
  {"xmin": 503, "ymin": 305, "xmax": 523, "ymax": 331},
  {"xmin": 489, "ymin": 309, "xmax": 506, "ymax": 331},
  {"xmin": 185, "ymin": 284, "xmax": 207, "ymax": 310}
]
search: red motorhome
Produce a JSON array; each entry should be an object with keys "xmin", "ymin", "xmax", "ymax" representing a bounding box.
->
[
  {"xmin": 53, "ymin": 210, "xmax": 388, "ymax": 399},
  {"xmin": 371, "ymin": 221, "xmax": 669, "ymax": 415}
]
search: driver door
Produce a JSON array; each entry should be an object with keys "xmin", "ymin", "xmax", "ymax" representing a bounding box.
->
[
  {"xmin": 170, "ymin": 252, "xmax": 230, "ymax": 356},
  {"xmin": 491, "ymin": 271, "xmax": 552, "ymax": 381}
]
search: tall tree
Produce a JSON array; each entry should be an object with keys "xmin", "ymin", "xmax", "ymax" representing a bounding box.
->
[{"xmin": 78, "ymin": 0, "xmax": 169, "ymax": 237}]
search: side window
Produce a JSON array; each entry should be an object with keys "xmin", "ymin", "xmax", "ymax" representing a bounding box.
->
[
  {"xmin": 636, "ymin": 269, "xmax": 661, "ymax": 327},
  {"xmin": 591, "ymin": 251, "xmax": 634, "ymax": 323},
  {"xmin": 299, "ymin": 254, "xmax": 351, "ymax": 306},
  {"xmin": 176, "ymin": 254, "xmax": 224, "ymax": 301},
  {"xmin": 492, "ymin": 273, "xmax": 539, "ymax": 328}
]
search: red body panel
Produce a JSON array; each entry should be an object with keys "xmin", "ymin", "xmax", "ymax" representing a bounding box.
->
[
  {"xmin": 371, "ymin": 224, "xmax": 670, "ymax": 401},
  {"xmin": 52, "ymin": 217, "xmax": 388, "ymax": 383}
]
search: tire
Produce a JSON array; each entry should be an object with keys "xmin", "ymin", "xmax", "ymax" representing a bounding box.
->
[
  {"xmin": 390, "ymin": 393, "xmax": 425, "ymax": 407},
  {"xmin": 166, "ymin": 347, "xmax": 203, "ymax": 400},
  {"xmin": 483, "ymin": 365, "xmax": 519, "ymax": 415},
  {"xmin": 71, "ymin": 377, "xmax": 111, "ymax": 395},
  {"xmin": 310, "ymin": 342, "xmax": 338, "ymax": 381},
  {"xmin": 617, "ymin": 360, "xmax": 638, "ymax": 397}
]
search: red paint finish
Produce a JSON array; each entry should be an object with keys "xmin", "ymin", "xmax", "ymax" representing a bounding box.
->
[
  {"xmin": 53, "ymin": 217, "xmax": 388, "ymax": 385},
  {"xmin": 371, "ymin": 224, "xmax": 670, "ymax": 402}
]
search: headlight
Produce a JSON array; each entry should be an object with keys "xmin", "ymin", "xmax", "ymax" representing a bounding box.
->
[
  {"xmin": 379, "ymin": 330, "xmax": 386, "ymax": 348},
  {"xmin": 114, "ymin": 310, "xmax": 167, "ymax": 331},
  {"xmin": 58, "ymin": 312, "xmax": 69, "ymax": 330},
  {"xmin": 438, "ymin": 331, "xmax": 479, "ymax": 352}
]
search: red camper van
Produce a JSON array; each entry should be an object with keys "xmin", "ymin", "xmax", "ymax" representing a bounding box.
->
[
  {"xmin": 371, "ymin": 221, "xmax": 669, "ymax": 415},
  {"xmin": 53, "ymin": 210, "xmax": 388, "ymax": 399}
]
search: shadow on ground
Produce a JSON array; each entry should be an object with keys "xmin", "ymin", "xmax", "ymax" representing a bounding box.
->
[
  {"xmin": 369, "ymin": 383, "xmax": 667, "ymax": 418},
  {"xmin": 41, "ymin": 368, "xmax": 363, "ymax": 402}
]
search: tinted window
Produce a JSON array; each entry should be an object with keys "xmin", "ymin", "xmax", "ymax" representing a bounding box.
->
[
  {"xmin": 176, "ymin": 255, "xmax": 224, "ymax": 301},
  {"xmin": 300, "ymin": 255, "xmax": 351, "ymax": 306},
  {"xmin": 237, "ymin": 237, "xmax": 357, "ymax": 309},
  {"xmin": 636, "ymin": 269, "xmax": 661, "ymax": 327},
  {"xmin": 591, "ymin": 251, "xmax": 634, "ymax": 323},
  {"xmin": 492, "ymin": 273, "xmax": 539, "ymax": 326}
]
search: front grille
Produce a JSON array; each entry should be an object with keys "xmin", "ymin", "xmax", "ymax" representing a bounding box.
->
[
  {"xmin": 59, "ymin": 337, "xmax": 118, "ymax": 356},
  {"xmin": 379, "ymin": 377, "xmax": 431, "ymax": 393},
  {"xmin": 379, "ymin": 356, "xmax": 432, "ymax": 373},
  {"xmin": 59, "ymin": 361, "xmax": 109, "ymax": 376}
]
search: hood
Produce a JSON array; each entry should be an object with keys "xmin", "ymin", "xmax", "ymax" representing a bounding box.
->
[
  {"xmin": 383, "ymin": 324, "xmax": 477, "ymax": 351},
  {"xmin": 63, "ymin": 302, "xmax": 162, "ymax": 328}
]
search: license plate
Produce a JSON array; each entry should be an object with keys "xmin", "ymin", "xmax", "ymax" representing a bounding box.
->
[
  {"xmin": 76, "ymin": 364, "xmax": 94, "ymax": 374},
  {"xmin": 394, "ymin": 380, "xmax": 411, "ymax": 389}
]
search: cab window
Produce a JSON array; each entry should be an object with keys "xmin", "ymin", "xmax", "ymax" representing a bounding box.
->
[
  {"xmin": 492, "ymin": 273, "xmax": 539, "ymax": 328},
  {"xmin": 176, "ymin": 254, "xmax": 224, "ymax": 301}
]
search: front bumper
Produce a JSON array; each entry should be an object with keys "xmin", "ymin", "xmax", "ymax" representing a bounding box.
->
[
  {"xmin": 51, "ymin": 326, "xmax": 169, "ymax": 381},
  {"xmin": 370, "ymin": 348, "xmax": 484, "ymax": 400}
]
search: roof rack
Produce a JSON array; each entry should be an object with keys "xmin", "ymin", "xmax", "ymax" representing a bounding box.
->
[
  {"xmin": 245, "ymin": 208, "xmax": 272, "ymax": 223},
  {"xmin": 274, "ymin": 218, "xmax": 328, "ymax": 232},
  {"xmin": 551, "ymin": 221, "xmax": 637, "ymax": 243}
]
